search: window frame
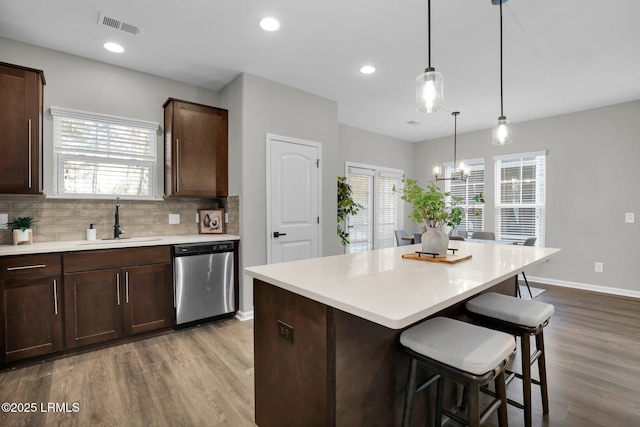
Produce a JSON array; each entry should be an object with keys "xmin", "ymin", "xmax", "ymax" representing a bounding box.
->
[
  {"xmin": 344, "ymin": 162, "xmax": 404, "ymax": 253},
  {"xmin": 443, "ymin": 157, "xmax": 485, "ymax": 233},
  {"xmin": 50, "ymin": 106, "xmax": 160, "ymax": 200},
  {"xmin": 493, "ymin": 151, "xmax": 547, "ymax": 245}
]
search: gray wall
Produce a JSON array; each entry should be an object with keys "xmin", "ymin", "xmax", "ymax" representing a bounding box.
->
[
  {"xmin": 415, "ymin": 101, "xmax": 640, "ymax": 295},
  {"xmin": 221, "ymin": 73, "xmax": 340, "ymax": 314}
]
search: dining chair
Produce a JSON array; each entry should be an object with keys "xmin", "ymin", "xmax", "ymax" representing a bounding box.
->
[
  {"xmin": 395, "ymin": 229, "xmax": 412, "ymax": 246},
  {"xmin": 518, "ymin": 237, "xmax": 537, "ymax": 298},
  {"xmin": 413, "ymin": 232, "xmax": 422, "ymax": 244},
  {"xmin": 471, "ymin": 231, "xmax": 495, "ymax": 240},
  {"xmin": 449, "ymin": 236, "xmax": 465, "ymax": 241},
  {"xmin": 450, "ymin": 229, "xmax": 468, "ymax": 238}
]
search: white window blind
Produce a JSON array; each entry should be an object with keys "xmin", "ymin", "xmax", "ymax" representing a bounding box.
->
[
  {"xmin": 346, "ymin": 163, "xmax": 403, "ymax": 253},
  {"xmin": 494, "ymin": 152, "xmax": 546, "ymax": 245},
  {"xmin": 51, "ymin": 106, "xmax": 159, "ymax": 199},
  {"xmin": 445, "ymin": 159, "xmax": 485, "ymax": 233}
]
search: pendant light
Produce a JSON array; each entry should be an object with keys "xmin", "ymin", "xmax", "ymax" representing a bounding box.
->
[
  {"xmin": 416, "ymin": 0, "xmax": 444, "ymax": 113},
  {"xmin": 433, "ymin": 112, "xmax": 469, "ymax": 182},
  {"xmin": 492, "ymin": 0, "xmax": 512, "ymax": 145}
]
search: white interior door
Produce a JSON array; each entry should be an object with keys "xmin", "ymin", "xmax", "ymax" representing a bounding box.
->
[{"xmin": 267, "ymin": 135, "xmax": 321, "ymax": 264}]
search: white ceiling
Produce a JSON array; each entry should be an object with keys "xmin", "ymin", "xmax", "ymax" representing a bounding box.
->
[{"xmin": 1, "ymin": 0, "xmax": 639, "ymax": 142}]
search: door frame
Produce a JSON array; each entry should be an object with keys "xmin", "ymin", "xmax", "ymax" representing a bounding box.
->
[{"xmin": 266, "ymin": 133, "xmax": 323, "ymax": 264}]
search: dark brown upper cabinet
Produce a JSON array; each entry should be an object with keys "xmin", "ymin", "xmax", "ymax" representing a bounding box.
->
[
  {"xmin": 0, "ymin": 62, "xmax": 45, "ymax": 194},
  {"xmin": 163, "ymin": 98, "xmax": 228, "ymax": 197}
]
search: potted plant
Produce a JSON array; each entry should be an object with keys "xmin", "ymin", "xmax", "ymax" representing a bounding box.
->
[
  {"xmin": 337, "ymin": 176, "xmax": 363, "ymax": 246},
  {"xmin": 6, "ymin": 216, "xmax": 37, "ymax": 245},
  {"xmin": 396, "ymin": 176, "xmax": 463, "ymax": 257}
]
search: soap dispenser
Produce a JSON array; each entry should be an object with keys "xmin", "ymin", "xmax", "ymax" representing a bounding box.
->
[{"xmin": 86, "ymin": 224, "xmax": 96, "ymax": 241}]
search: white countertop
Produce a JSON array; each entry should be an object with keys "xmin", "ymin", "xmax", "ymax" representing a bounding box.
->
[
  {"xmin": 245, "ymin": 241, "xmax": 560, "ymax": 330},
  {"xmin": 0, "ymin": 234, "xmax": 240, "ymax": 256}
]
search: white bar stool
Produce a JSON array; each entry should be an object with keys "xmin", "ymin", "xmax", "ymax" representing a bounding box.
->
[
  {"xmin": 400, "ymin": 317, "xmax": 515, "ymax": 427},
  {"xmin": 466, "ymin": 292, "xmax": 554, "ymax": 427}
]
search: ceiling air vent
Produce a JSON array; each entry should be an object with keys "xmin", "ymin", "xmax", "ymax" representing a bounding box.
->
[{"xmin": 98, "ymin": 12, "xmax": 141, "ymax": 35}]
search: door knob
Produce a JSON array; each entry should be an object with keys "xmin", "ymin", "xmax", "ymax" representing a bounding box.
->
[{"xmin": 273, "ymin": 231, "xmax": 287, "ymax": 238}]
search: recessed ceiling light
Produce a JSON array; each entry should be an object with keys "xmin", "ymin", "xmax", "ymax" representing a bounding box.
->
[
  {"xmin": 259, "ymin": 17, "xmax": 280, "ymax": 31},
  {"xmin": 360, "ymin": 65, "xmax": 376, "ymax": 75},
  {"xmin": 103, "ymin": 42, "xmax": 124, "ymax": 53}
]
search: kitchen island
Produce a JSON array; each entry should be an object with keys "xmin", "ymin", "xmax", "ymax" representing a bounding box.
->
[{"xmin": 245, "ymin": 241, "xmax": 560, "ymax": 427}]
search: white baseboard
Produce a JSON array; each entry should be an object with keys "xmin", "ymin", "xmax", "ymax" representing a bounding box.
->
[
  {"xmin": 235, "ymin": 310, "xmax": 254, "ymax": 321},
  {"xmin": 528, "ymin": 275, "xmax": 640, "ymax": 299}
]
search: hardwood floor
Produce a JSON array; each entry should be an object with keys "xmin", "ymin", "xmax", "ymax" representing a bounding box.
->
[
  {"xmin": 0, "ymin": 284, "xmax": 638, "ymax": 426},
  {"xmin": 0, "ymin": 320, "xmax": 256, "ymax": 427}
]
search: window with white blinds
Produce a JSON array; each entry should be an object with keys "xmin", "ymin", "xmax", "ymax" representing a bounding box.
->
[
  {"xmin": 494, "ymin": 152, "xmax": 546, "ymax": 245},
  {"xmin": 51, "ymin": 106, "xmax": 159, "ymax": 199},
  {"xmin": 346, "ymin": 163, "xmax": 403, "ymax": 253},
  {"xmin": 444, "ymin": 159, "xmax": 485, "ymax": 233}
]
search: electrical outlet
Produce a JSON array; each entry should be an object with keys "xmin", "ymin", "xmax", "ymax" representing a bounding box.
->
[
  {"xmin": 625, "ymin": 212, "xmax": 635, "ymax": 224},
  {"xmin": 225, "ymin": 212, "xmax": 229, "ymax": 223},
  {"xmin": 195, "ymin": 212, "xmax": 200, "ymax": 223},
  {"xmin": 0, "ymin": 213, "xmax": 8, "ymax": 229},
  {"xmin": 168, "ymin": 214, "xmax": 180, "ymax": 225},
  {"xmin": 277, "ymin": 320, "xmax": 294, "ymax": 344},
  {"xmin": 595, "ymin": 262, "xmax": 604, "ymax": 273}
]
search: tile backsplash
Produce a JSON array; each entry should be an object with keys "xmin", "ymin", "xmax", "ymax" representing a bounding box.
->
[{"xmin": 0, "ymin": 195, "xmax": 240, "ymax": 244}]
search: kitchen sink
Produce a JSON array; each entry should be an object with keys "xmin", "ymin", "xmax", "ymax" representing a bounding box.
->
[{"xmin": 76, "ymin": 237, "xmax": 163, "ymax": 245}]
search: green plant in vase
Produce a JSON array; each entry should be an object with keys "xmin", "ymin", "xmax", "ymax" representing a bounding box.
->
[
  {"xmin": 6, "ymin": 216, "xmax": 37, "ymax": 231},
  {"xmin": 337, "ymin": 176, "xmax": 363, "ymax": 246}
]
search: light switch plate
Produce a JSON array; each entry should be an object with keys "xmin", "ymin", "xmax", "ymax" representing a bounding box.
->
[
  {"xmin": 168, "ymin": 214, "xmax": 180, "ymax": 225},
  {"xmin": 225, "ymin": 212, "xmax": 229, "ymax": 223},
  {"xmin": 625, "ymin": 212, "xmax": 635, "ymax": 224},
  {"xmin": 0, "ymin": 213, "xmax": 7, "ymax": 229},
  {"xmin": 595, "ymin": 262, "xmax": 604, "ymax": 273}
]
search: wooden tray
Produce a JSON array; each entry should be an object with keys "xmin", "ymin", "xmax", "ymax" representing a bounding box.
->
[{"xmin": 402, "ymin": 252, "xmax": 472, "ymax": 264}]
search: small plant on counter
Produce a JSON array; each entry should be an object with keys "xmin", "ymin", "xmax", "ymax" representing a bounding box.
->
[
  {"xmin": 395, "ymin": 176, "xmax": 463, "ymax": 229},
  {"xmin": 337, "ymin": 176, "xmax": 363, "ymax": 246},
  {"xmin": 5, "ymin": 216, "xmax": 37, "ymax": 231}
]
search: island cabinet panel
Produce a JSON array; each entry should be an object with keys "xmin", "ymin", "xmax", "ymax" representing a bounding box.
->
[
  {"xmin": 0, "ymin": 254, "xmax": 62, "ymax": 363},
  {"xmin": 163, "ymin": 98, "xmax": 228, "ymax": 198},
  {"xmin": 0, "ymin": 62, "xmax": 45, "ymax": 194},
  {"xmin": 254, "ymin": 280, "xmax": 335, "ymax": 427},
  {"xmin": 253, "ymin": 276, "xmax": 517, "ymax": 427}
]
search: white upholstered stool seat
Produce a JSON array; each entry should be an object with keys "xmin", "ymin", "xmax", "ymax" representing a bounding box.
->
[
  {"xmin": 400, "ymin": 317, "xmax": 515, "ymax": 427},
  {"xmin": 400, "ymin": 316, "xmax": 515, "ymax": 375},
  {"xmin": 465, "ymin": 292, "xmax": 554, "ymax": 427},
  {"xmin": 466, "ymin": 292, "xmax": 554, "ymax": 328}
]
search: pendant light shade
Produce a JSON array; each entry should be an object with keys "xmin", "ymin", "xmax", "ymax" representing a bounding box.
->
[
  {"xmin": 493, "ymin": 116, "xmax": 512, "ymax": 145},
  {"xmin": 416, "ymin": 68, "xmax": 444, "ymax": 113},
  {"xmin": 416, "ymin": 0, "xmax": 444, "ymax": 113},
  {"xmin": 492, "ymin": 0, "xmax": 513, "ymax": 145}
]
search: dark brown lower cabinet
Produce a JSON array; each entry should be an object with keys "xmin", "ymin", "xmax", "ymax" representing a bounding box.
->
[
  {"xmin": 63, "ymin": 246, "xmax": 173, "ymax": 349},
  {"xmin": 1, "ymin": 275, "xmax": 63, "ymax": 362},
  {"xmin": 0, "ymin": 254, "xmax": 63, "ymax": 363},
  {"xmin": 123, "ymin": 263, "xmax": 172, "ymax": 336},
  {"xmin": 64, "ymin": 268, "xmax": 123, "ymax": 349}
]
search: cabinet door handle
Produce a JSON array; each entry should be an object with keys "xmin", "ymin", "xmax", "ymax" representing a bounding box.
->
[
  {"xmin": 53, "ymin": 279, "xmax": 58, "ymax": 315},
  {"xmin": 116, "ymin": 273, "xmax": 121, "ymax": 306},
  {"xmin": 176, "ymin": 138, "xmax": 180, "ymax": 193},
  {"xmin": 6, "ymin": 264, "xmax": 46, "ymax": 271},
  {"xmin": 28, "ymin": 119, "xmax": 32, "ymax": 189},
  {"xmin": 125, "ymin": 271, "xmax": 129, "ymax": 304}
]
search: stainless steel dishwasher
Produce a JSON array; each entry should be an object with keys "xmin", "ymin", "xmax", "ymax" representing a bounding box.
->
[{"xmin": 173, "ymin": 241, "xmax": 235, "ymax": 326}]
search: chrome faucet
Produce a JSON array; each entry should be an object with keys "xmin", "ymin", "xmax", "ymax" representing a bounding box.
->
[{"xmin": 113, "ymin": 197, "xmax": 125, "ymax": 239}]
